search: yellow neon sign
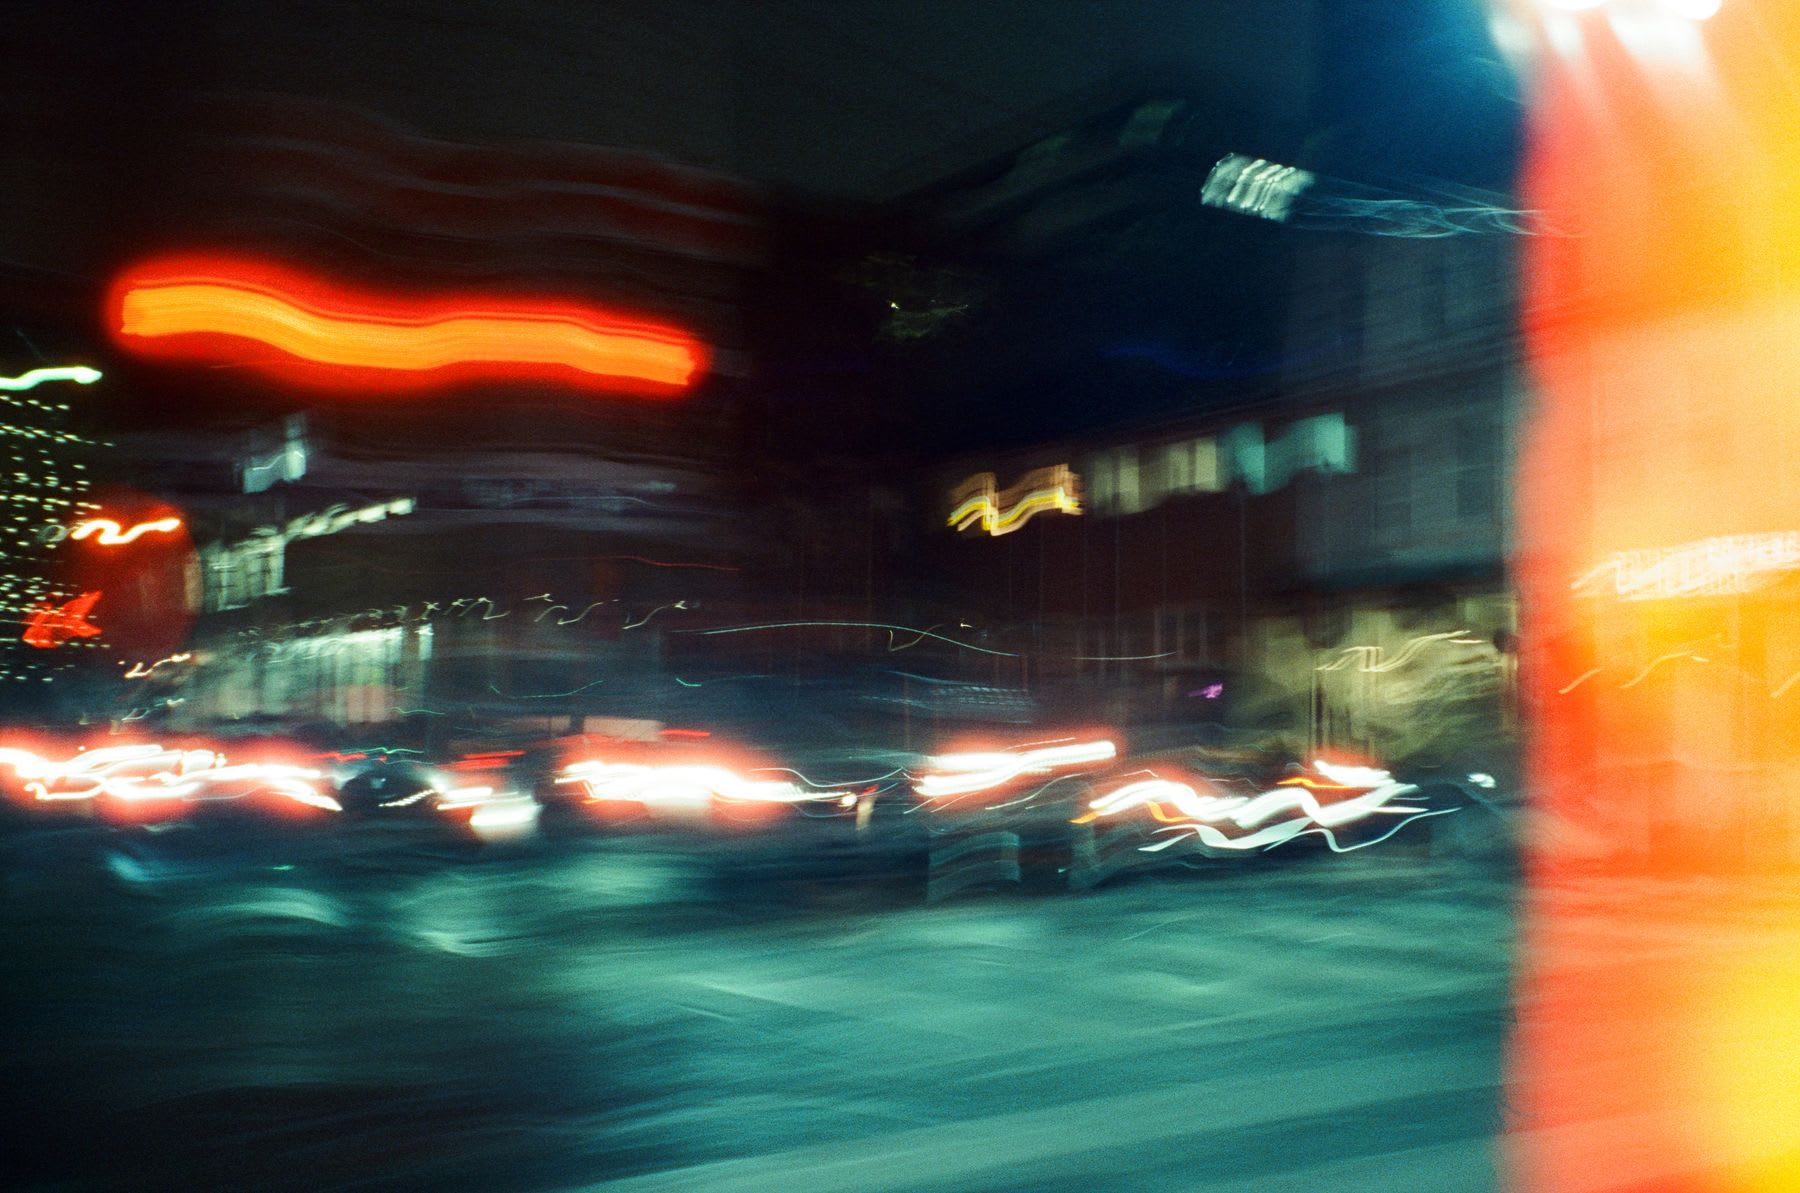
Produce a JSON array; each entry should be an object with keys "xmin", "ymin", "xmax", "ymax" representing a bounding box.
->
[{"xmin": 948, "ymin": 465, "xmax": 1082, "ymax": 537}]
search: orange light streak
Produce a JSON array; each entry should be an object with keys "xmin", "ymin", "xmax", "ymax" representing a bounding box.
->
[
  {"xmin": 1072, "ymin": 800, "xmax": 1196, "ymax": 826},
  {"xmin": 123, "ymin": 652, "xmax": 193, "ymax": 679},
  {"xmin": 948, "ymin": 464, "xmax": 1083, "ymax": 537},
  {"xmin": 69, "ymin": 517, "xmax": 183, "ymax": 546},
  {"xmin": 109, "ymin": 254, "xmax": 709, "ymax": 395},
  {"xmin": 1274, "ymin": 776, "xmax": 1357, "ymax": 790}
]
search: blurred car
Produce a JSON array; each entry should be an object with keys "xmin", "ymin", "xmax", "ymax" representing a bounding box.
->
[
  {"xmin": 0, "ymin": 734, "xmax": 544, "ymax": 847},
  {"xmin": 1067, "ymin": 756, "xmax": 1457, "ymax": 887},
  {"xmin": 325, "ymin": 748, "xmax": 542, "ymax": 844},
  {"xmin": 905, "ymin": 728, "xmax": 1121, "ymax": 898},
  {"xmin": 908, "ymin": 729, "xmax": 1471, "ymax": 896},
  {"xmin": 0, "ymin": 738, "xmax": 342, "ymax": 826},
  {"xmin": 509, "ymin": 720, "xmax": 930, "ymax": 894},
  {"xmin": 331, "ymin": 755, "xmax": 442, "ymax": 817},
  {"xmin": 526, "ymin": 723, "xmax": 873, "ymax": 831}
]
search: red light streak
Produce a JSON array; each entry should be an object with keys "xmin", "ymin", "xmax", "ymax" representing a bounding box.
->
[
  {"xmin": 0, "ymin": 742, "xmax": 339, "ymax": 820},
  {"xmin": 21, "ymin": 592, "xmax": 102, "ymax": 649},
  {"xmin": 109, "ymin": 254, "xmax": 709, "ymax": 395},
  {"xmin": 445, "ymin": 749, "xmax": 525, "ymax": 772}
]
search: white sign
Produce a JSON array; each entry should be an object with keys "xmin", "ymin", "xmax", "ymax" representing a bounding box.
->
[
  {"xmin": 1574, "ymin": 532, "xmax": 1800, "ymax": 600},
  {"xmin": 1201, "ymin": 155, "xmax": 1315, "ymax": 223},
  {"xmin": 284, "ymin": 497, "xmax": 416, "ymax": 543},
  {"xmin": 202, "ymin": 497, "xmax": 418, "ymax": 612}
]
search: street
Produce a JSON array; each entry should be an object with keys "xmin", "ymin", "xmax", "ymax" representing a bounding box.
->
[
  {"xmin": 5, "ymin": 1, "xmax": 1794, "ymax": 1190},
  {"xmin": 3, "ymin": 831, "xmax": 1515, "ymax": 1192}
]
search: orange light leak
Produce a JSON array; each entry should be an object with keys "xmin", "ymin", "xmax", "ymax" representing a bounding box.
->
[
  {"xmin": 1510, "ymin": 3, "xmax": 1800, "ymax": 1191},
  {"xmin": 108, "ymin": 254, "xmax": 709, "ymax": 395}
]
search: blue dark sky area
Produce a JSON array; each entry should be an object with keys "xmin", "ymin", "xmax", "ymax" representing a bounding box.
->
[
  {"xmin": 1, "ymin": 1, "xmax": 1524, "ymax": 446},
  {"xmin": 1312, "ymin": 2, "xmax": 1523, "ymax": 189}
]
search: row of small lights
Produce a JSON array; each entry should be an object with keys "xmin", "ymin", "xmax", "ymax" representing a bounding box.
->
[{"xmin": 0, "ymin": 368, "xmax": 102, "ymax": 677}]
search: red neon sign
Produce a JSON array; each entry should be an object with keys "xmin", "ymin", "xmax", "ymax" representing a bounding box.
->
[
  {"xmin": 108, "ymin": 254, "xmax": 709, "ymax": 395},
  {"xmin": 21, "ymin": 591, "xmax": 102, "ymax": 649}
]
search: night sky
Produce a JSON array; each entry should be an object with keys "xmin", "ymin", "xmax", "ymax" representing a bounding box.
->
[{"xmin": 3, "ymin": 1, "xmax": 1523, "ymax": 441}]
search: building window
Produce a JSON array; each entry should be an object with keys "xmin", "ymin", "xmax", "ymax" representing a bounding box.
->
[
  {"xmin": 1453, "ymin": 418, "xmax": 1498, "ymax": 524},
  {"xmin": 1375, "ymin": 439, "xmax": 1415, "ymax": 542},
  {"xmin": 1155, "ymin": 606, "xmax": 1212, "ymax": 663},
  {"xmin": 205, "ymin": 552, "xmax": 237, "ymax": 612},
  {"xmin": 1420, "ymin": 253, "xmax": 1449, "ymax": 339}
]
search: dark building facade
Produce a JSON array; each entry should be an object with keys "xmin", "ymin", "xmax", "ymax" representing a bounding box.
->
[{"xmin": 845, "ymin": 85, "xmax": 1524, "ymax": 770}]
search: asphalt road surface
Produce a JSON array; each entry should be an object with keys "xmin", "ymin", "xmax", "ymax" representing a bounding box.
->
[{"xmin": 2, "ymin": 825, "xmax": 1517, "ymax": 1192}]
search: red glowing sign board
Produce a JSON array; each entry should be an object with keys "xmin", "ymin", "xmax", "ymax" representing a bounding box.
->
[
  {"xmin": 108, "ymin": 254, "xmax": 709, "ymax": 395},
  {"xmin": 21, "ymin": 591, "xmax": 102, "ymax": 649}
]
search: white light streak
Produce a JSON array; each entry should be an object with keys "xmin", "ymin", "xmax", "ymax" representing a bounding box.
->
[
  {"xmin": 622, "ymin": 600, "xmax": 689, "ymax": 630},
  {"xmin": 1617, "ymin": 650, "xmax": 1711, "ymax": 688},
  {"xmin": 917, "ymin": 739, "xmax": 1117, "ymax": 798},
  {"xmin": 124, "ymin": 652, "xmax": 193, "ymax": 679},
  {"xmin": 1558, "ymin": 667, "xmax": 1602, "ymax": 695},
  {"xmin": 1201, "ymin": 154, "xmax": 1315, "ymax": 222},
  {"xmin": 555, "ymin": 760, "xmax": 847, "ymax": 809},
  {"xmin": 1542, "ymin": 0, "xmax": 1718, "ymax": 15},
  {"xmin": 278, "ymin": 497, "xmax": 417, "ymax": 544},
  {"xmin": 687, "ymin": 620, "xmax": 1173, "ymax": 662},
  {"xmin": 1081, "ymin": 763, "xmax": 1425, "ymax": 854},
  {"xmin": 433, "ymin": 785, "xmax": 497, "ymax": 810},
  {"xmin": 469, "ymin": 797, "xmax": 540, "ymax": 831},
  {"xmin": 1316, "ymin": 631, "xmax": 1473, "ymax": 674},
  {"xmin": 1311, "ymin": 760, "xmax": 1395, "ymax": 788},
  {"xmin": 1574, "ymin": 532, "xmax": 1800, "ymax": 600},
  {"xmin": 0, "ymin": 743, "xmax": 338, "ymax": 813},
  {"xmin": 0, "ymin": 366, "xmax": 102, "ymax": 391},
  {"xmin": 70, "ymin": 517, "xmax": 183, "ymax": 545},
  {"xmin": 377, "ymin": 790, "xmax": 435, "ymax": 808},
  {"xmin": 1140, "ymin": 819, "xmax": 1309, "ymax": 852},
  {"xmin": 1085, "ymin": 778, "xmax": 1246, "ymax": 821}
]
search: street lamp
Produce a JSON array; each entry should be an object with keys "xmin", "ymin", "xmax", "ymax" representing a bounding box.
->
[
  {"xmin": 1495, "ymin": 0, "xmax": 1722, "ymax": 76},
  {"xmin": 1539, "ymin": 0, "xmax": 1720, "ymax": 17}
]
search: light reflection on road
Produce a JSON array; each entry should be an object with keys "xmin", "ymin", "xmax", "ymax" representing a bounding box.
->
[{"xmin": 0, "ymin": 830, "xmax": 1515, "ymax": 1192}]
